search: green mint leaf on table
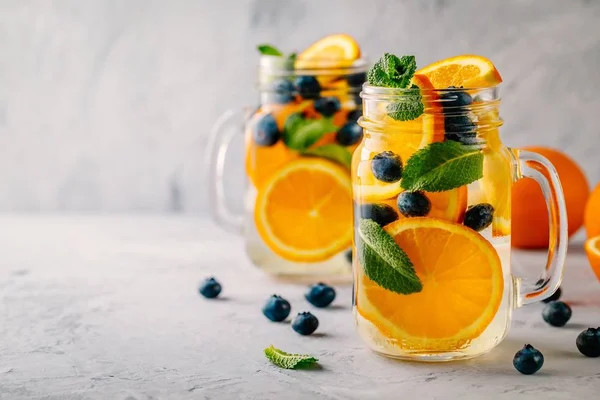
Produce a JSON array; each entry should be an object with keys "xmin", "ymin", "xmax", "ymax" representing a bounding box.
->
[
  {"xmin": 303, "ymin": 144, "xmax": 352, "ymax": 169},
  {"xmin": 357, "ymin": 219, "xmax": 422, "ymax": 295},
  {"xmin": 283, "ymin": 113, "xmax": 337, "ymax": 151},
  {"xmin": 367, "ymin": 54, "xmax": 417, "ymax": 88},
  {"xmin": 401, "ymin": 141, "xmax": 484, "ymax": 192},
  {"xmin": 386, "ymin": 85, "xmax": 424, "ymax": 121},
  {"xmin": 257, "ymin": 44, "xmax": 284, "ymax": 56},
  {"xmin": 264, "ymin": 345, "xmax": 319, "ymax": 369}
]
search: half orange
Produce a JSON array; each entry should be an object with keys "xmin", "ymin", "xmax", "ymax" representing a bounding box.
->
[
  {"xmin": 416, "ymin": 55, "xmax": 502, "ymax": 88},
  {"xmin": 584, "ymin": 235, "xmax": 600, "ymax": 281}
]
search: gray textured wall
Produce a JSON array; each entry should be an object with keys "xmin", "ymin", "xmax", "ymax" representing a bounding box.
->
[{"xmin": 1, "ymin": 0, "xmax": 599, "ymax": 212}]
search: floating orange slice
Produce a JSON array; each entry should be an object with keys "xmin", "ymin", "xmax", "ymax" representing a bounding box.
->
[
  {"xmin": 296, "ymin": 34, "xmax": 361, "ymax": 69},
  {"xmin": 416, "ymin": 54, "xmax": 502, "ymax": 88},
  {"xmin": 357, "ymin": 217, "xmax": 503, "ymax": 348},
  {"xmin": 254, "ymin": 158, "xmax": 353, "ymax": 262},
  {"xmin": 584, "ymin": 235, "xmax": 600, "ymax": 282}
]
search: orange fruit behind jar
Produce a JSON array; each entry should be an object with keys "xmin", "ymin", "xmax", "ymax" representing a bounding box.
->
[
  {"xmin": 512, "ymin": 147, "xmax": 590, "ymax": 249},
  {"xmin": 584, "ymin": 183, "xmax": 600, "ymax": 238}
]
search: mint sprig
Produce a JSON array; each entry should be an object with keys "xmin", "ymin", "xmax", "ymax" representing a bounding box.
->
[
  {"xmin": 303, "ymin": 144, "xmax": 352, "ymax": 169},
  {"xmin": 264, "ymin": 345, "xmax": 319, "ymax": 369},
  {"xmin": 257, "ymin": 44, "xmax": 284, "ymax": 56},
  {"xmin": 385, "ymin": 84, "xmax": 424, "ymax": 121},
  {"xmin": 401, "ymin": 141, "xmax": 484, "ymax": 192},
  {"xmin": 283, "ymin": 113, "xmax": 337, "ymax": 151},
  {"xmin": 357, "ymin": 219, "xmax": 422, "ymax": 295}
]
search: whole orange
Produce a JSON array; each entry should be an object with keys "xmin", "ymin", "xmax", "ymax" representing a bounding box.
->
[
  {"xmin": 585, "ymin": 183, "xmax": 600, "ymax": 238},
  {"xmin": 512, "ymin": 147, "xmax": 590, "ymax": 249}
]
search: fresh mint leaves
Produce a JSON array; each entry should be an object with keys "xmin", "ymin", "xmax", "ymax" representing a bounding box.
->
[
  {"xmin": 367, "ymin": 54, "xmax": 423, "ymax": 121},
  {"xmin": 401, "ymin": 141, "xmax": 484, "ymax": 192},
  {"xmin": 303, "ymin": 144, "xmax": 352, "ymax": 169},
  {"xmin": 357, "ymin": 219, "xmax": 422, "ymax": 295},
  {"xmin": 257, "ymin": 44, "xmax": 284, "ymax": 56},
  {"xmin": 283, "ymin": 113, "xmax": 337, "ymax": 151},
  {"xmin": 264, "ymin": 345, "xmax": 319, "ymax": 369}
]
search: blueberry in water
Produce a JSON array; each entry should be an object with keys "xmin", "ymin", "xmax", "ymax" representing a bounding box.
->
[
  {"xmin": 336, "ymin": 121, "xmax": 363, "ymax": 146},
  {"xmin": 345, "ymin": 250, "xmax": 353, "ymax": 264},
  {"xmin": 440, "ymin": 87, "xmax": 473, "ymax": 108},
  {"xmin": 360, "ymin": 203, "xmax": 398, "ymax": 227},
  {"xmin": 445, "ymin": 115, "xmax": 477, "ymax": 145},
  {"xmin": 397, "ymin": 191, "xmax": 432, "ymax": 217},
  {"xmin": 305, "ymin": 283, "xmax": 336, "ymax": 308},
  {"xmin": 346, "ymin": 72, "xmax": 367, "ymax": 87},
  {"xmin": 314, "ymin": 96, "xmax": 341, "ymax": 117},
  {"xmin": 464, "ymin": 203, "xmax": 494, "ymax": 232},
  {"xmin": 576, "ymin": 327, "xmax": 600, "ymax": 357},
  {"xmin": 291, "ymin": 312, "xmax": 319, "ymax": 335},
  {"xmin": 262, "ymin": 295, "xmax": 291, "ymax": 322},
  {"xmin": 198, "ymin": 277, "xmax": 222, "ymax": 299},
  {"xmin": 542, "ymin": 286, "xmax": 562, "ymax": 303},
  {"xmin": 271, "ymin": 78, "xmax": 296, "ymax": 104},
  {"xmin": 542, "ymin": 301, "xmax": 572, "ymax": 327},
  {"xmin": 346, "ymin": 109, "xmax": 362, "ymax": 122},
  {"xmin": 295, "ymin": 76, "xmax": 321, "ymax": 99},
  {"xmin": 513, "ymin": 344, "xmax": 544, "ymax": 375},
  {"xmin": 371, "ymin": 151, "xmax": 403, "ymax": 183},
  {"xmin": 252, "ymin": 113, "xmax": 280, "ymax": 146}
]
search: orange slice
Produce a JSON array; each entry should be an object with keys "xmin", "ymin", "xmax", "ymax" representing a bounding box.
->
[
  {"xmin": 296, "ymin": 34, "xmax": 361, "ymax": 69},
  {"xmin": 416, "ymin": 55, "xmax": 502, "ymax": 88},
  {"xmin": 357, "ymin": 217, "xmax": 503, "ymax": 348},
  {"xmin": 584, "ymin": 235, "xmax": 600, "ymax": 281},
  {"xmin": 353, "ymin": 74, "xmax": 444, "ymax": 201},
  {"xmin": 254, "ymin": 158, "xmax": 353, "ymax": 262}
]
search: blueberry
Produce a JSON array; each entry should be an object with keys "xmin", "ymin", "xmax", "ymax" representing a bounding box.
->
[
  {"xmin": 252, "ymin": 113, "xmax": 280, "ymax": 146},
  {"xmin": 371, "ymin": 151, "xmax": 403, "ymax": 183},
  {"xmin": 576, "ymin": 327, "xmax": 600, "ymax": 357},
  {"xmin": 271, "ymin": 78, "xmax": 296, "ymax": 104},
  {"xmin": 542, "ymin": 301, "xmax": 572, "ymax": 327},
  {"xmin": 305, "ymin": 283, "xmax": 336, "ymax": 308},
  {"xmin": 397, "ymin": 191, "xmax": 431, "ymax": 217},
  {"xmin": 314, "ymin": 97, "xmax": 341, "ymax": 117},
  {"xmin": 336, "ymin": 121, "xmax": 363, "ymax": 146},
  {"xmin": 542, "ymin": 286, "xmax": 562, "ymax": 303},
  {"xmin": 262, "ymin": 295, "xmax": 291, "ymax": 322},
  {"xmin": 346, "ymin": 109, "xmax": 362, "ymax": 122},
  {"xmin": 445, "ymin": 115, "xmax": 477, "ymax": 145},
  {"xmin": 345, "ymin": 250, "xmax": 353, "ymax": 264},
  {"xmin": 346, "ymin": 72, "xmax": 367, "ymax": 87},
  {"xmin": 513, "ymin": 344, "xmax": 544, "ymax": 375},
  {"xmin": 291, "ymin": 312, "xmax": 319, "ymax": 335},
  {"xmin": 464, "ymin": 203, "xmax": 494, "ymax": 232},
  {"xmin": 295, "ymin": 76, "xmax": 321, "ymax": 99},
  {"xmin": 440, "ymin": 87, "xmax": 473, "ymax": 108},
  {"xmin": 198, "ymin": 277, "xmax": 222, "ymax": 299},
  {"xmin": 360, "ymin": 203, "xmax": 399, "ymax": 227}
]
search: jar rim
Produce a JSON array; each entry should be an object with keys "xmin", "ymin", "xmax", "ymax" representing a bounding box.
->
[
  {"xmin": 360, "ymin": 83, "xmax": 501, "ymax": 101},
  {"xmin": 259, "ymin": 55, "xmax": 369, "ymax": 77}
]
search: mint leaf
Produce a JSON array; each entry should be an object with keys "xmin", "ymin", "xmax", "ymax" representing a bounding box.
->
[
  {"xmin": 386, "ymin": 85, "xmax": 424, "ymax": 121},
  {"xmin": 264, "ymin": 345, "xmax": 318, "ymax": 369},
  {"xmin": 303, "ymin": 144, "xmax": 352, "ymax": 169},
  {"xmin": 257, "ymin": 44, "xmax": 284, "ymax": 56},
  {"xmin": 283, "ymin": 113, "xmax": 337, "ymax": 151},
  {"xmin": 401, "ymin": 141, "xmax": 484, "ymax": 192},
  {"xmin": 288, "ymin": 52, "xmax": 297, "ymax": 62},
  {"xmin": 367, "ymin": 54, "xmax": 417, "ymax": 88},
  {"xmin": 357, "ymin": 219, "xmax": 422, "ymax": 295}
]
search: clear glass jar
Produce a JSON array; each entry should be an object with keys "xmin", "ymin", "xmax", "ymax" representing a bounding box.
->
[
  {"xmin": 352, "ymin": 83, "xmax": 568, "ymax": 360},
  {"xmin": 208, "ymin": 56, "xmax": 368, "ymax": 282}
]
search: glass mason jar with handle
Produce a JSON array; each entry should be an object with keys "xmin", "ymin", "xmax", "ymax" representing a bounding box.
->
[
  {"xmin": 353, "ymin": 82, "xmax": 568, "ymax": 361},
  {"xmin": 207, "ymin": 54, "xmax": 368, "ymax": 282}
]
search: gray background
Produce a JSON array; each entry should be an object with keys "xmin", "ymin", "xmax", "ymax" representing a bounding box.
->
[{"xmin": 1, "ymin": 0, "xmax": 599, "ymax": 213}]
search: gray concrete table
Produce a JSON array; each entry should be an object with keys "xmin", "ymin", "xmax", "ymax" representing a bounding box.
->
[{"xmin": 1, "ymin": 215, "xmax": 599, "ymax": 399}]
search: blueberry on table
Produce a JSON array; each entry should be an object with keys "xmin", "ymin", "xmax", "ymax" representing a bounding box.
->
[
  {"xmin": 271, "ymin": 78, "xmax": 296, "ymax": 104},
  {"xmin": 198, "ymin": 277, "xmax": 222, "ymax": 299},
  {"xmin": 464, "ymin": 203, "xmax": 494, "ymax": 232},
  {"xmin": 336, "ymin": 121, "xmax": 363, "ymax": 146},
  {"xmin": 252, "ymin": 113, "xmax": 280, "ymax": 146},
  {"xmin": 305, "ymin": 283, "xmax": 336, "ymax": 308},
  {"xmin": 444, "ymin": 115, "xmax": 477, "ymax": 145},
  {"xmin": 397, "ymin": 191, "xmax": 432, "ymax": 217},
  {"xmin": 294, "ymin": 76, "xmax": 321, "ymax": 99},
  {"xmin": 440, "ymin": 87, "xmax": 473, "ymax": 108},
  {"xmin": 262, "ymin": 295, "xmax": 291, "ymax": 322},
  {"xmin": 291, "ymin": 312, "xmax": 319, "ymax": 335},
  {"xmin": 542, "ymin": 286, "xmax": 562, "ymax": 303},
  {"xmin": 513, "ymin": 344, "xmax": 544, "ymax": 375},
  {"xmin": 542, "ymin": 301, "xmax": 572, "ymax": 327},
  {"xmin": 314, "ymin": 97, "xmax": 341, "ymax": 117},
  {"xmin": 360, "ymin": 203, "xmax": 399, "ymax": 227},
  {"xmin": 370, "ymin": 151, "xmax": 403, "ymax": 183},
  {"xmin": 576, "ymin": 327, "xmax": 600, "ymax": 357}
]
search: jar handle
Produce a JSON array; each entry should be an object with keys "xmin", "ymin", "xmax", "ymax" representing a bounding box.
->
[
  {"xmin": 512, "ymin": 149, "xmax": 568, "ymax": 306},
  {"xmin": 205, "ymin": 108, "xmax": 246, "ymax": 234}
]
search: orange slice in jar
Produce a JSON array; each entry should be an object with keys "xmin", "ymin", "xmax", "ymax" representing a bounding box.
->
[
  {"xmin": 416, "ymin": 54, "xmax": 502, "ymax": 88},
  {"xmin": 295, "ymin": 34, "xmax": 361, "ymax": 70},
  {"xmin": 254, "ymin": 158, "xmax": 353, "ymax": 262},
  {"xmin": 357, "ymin": 217, "xmax": 504, "ymax": 349}
]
